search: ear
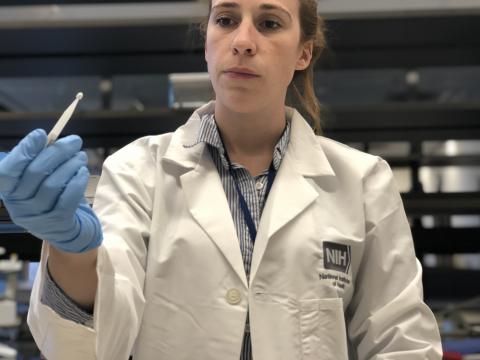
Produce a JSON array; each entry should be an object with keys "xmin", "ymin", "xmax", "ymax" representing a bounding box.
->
[
  {"xmin": 295, "ymin": 40, "xmax": 313, "ymax": 71},
  {"xmin": 205, "ymin": 43, "xmax": 208, "ymax": 63}
]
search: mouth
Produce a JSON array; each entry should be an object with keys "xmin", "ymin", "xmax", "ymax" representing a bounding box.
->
[{"xmin": 224, "ymin": 71, "xmax": 260, "ymax": 79}]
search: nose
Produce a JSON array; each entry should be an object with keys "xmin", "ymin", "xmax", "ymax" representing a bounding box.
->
[{"xmin": 231, "ymin": 20, "xmax": 257, "ymax": 56}]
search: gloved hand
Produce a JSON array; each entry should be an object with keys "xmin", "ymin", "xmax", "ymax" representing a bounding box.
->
[{"xmin": 0, "ymin": 129, "xmax": 102, "ymax": 253}]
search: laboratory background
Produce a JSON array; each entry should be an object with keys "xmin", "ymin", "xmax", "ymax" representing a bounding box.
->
[{"xmin": 0, "ymin": 0, "xmax": 480, "ymax": 359}]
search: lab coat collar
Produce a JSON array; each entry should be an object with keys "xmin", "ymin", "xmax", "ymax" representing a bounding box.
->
[
  {"xmin": 161, "ymin": 101, "xmax": 214, "ymax": 169},
  {"xmin": 285, "ymin": 106, "xmax": 335, "ymax": 178},
  {"xmin": 163, "ymin": 100, "xmax": 336, "ymax": 179}
]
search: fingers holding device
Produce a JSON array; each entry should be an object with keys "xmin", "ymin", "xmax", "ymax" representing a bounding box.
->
[{"xmin": 0, "ymin": 93, "xmax": 102, "ymax": 253}]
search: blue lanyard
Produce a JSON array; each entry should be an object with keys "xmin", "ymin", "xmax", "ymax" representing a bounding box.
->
[{"xmin": 224, "ymin": 153, "xmax": 276, "ymax": 244}]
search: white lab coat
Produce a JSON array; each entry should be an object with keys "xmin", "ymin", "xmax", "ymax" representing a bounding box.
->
[{"xmin": 27, "ymin": 101, "xmax": 442, "ymax": 360}]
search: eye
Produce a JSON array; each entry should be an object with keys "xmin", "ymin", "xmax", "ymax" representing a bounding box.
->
[
  {"xmin": 215, "ymin": 16, "xmax": 236, "ymax": 27},
  {"xmin": 260, "ymin": 19, "xmax": 281, "ymax": 30}
]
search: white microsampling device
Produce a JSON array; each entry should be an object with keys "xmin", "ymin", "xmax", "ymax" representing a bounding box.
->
[{"xmin": 46, "ymin": 92, "xmax": 84, "ymax": 146}]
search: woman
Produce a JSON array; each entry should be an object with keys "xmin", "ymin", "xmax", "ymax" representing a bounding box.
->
[{"xmin": 0, "ymin": 0, "xmax": 442, "ymax": 359}]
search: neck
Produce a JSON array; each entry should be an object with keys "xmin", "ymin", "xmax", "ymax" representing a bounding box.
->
[
  {"xmin": 214, "ymin": 102, "xmax": 286, "ymax": 158},
  {"xmin": 213, "ymin": 101, "xmax": 286, "ymax": 177}
]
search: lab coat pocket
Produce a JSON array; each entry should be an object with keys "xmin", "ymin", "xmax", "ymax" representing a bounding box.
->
[{"xmin": 299, "ymin": 298, "xmax": 348, "ymax": 360}]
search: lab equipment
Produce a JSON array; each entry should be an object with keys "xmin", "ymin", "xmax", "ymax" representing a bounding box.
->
[
  {"xmin": 0, "ymin": 343, "xmax": 16, "ymax": 359},
  {"xmin": 0, "ymin": 254, "xmax": 23, "ymax": 359}
]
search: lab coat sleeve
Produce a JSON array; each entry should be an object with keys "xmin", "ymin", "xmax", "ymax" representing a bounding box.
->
[
  {"xmin": 28, "ymin": 137, "xmax": 156, "ymax": 360},
  {"xmin": 346, "ymin": 158, "xmax": 443, "ymax": 359},
  {"xmin": 27, "ymin": 241, "xmax": 97, "ymax": 360}
]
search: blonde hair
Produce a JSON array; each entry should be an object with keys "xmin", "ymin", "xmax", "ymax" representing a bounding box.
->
[{"xmin": 199, "ymin": 0, "xmax": 326, "ymax": 134}]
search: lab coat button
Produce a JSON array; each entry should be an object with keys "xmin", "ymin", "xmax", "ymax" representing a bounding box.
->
[{"xmin": 226, "ymin": 288, "xmax": 242, "ymax": 305}]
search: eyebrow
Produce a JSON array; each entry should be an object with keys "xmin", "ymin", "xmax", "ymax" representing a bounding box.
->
[{"xmin": 211, "ymin": 2, "xmax": 292, "ymax": 21}]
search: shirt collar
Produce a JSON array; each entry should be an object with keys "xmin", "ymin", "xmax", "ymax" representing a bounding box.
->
[{"xmin": 184, "ymin": 112, "xmax": 291, "ymax": 171}]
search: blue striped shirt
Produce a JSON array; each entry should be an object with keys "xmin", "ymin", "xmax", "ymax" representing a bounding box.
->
[{"xmin": 42, "ymin": 112, "xmax": 291, "ymax": 359}]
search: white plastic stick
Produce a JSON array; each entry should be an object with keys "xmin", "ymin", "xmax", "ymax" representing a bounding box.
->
[{"xmin": 46, "ymin": 92, "xmax": 83, "ymax": 146}]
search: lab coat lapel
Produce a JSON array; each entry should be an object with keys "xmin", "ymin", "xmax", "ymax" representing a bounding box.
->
[
  {"xmin": 180, "ymin": 151, "xmax": 248, "ymax": 288},
  {"xmin": 163, "ymin": 101, "xmax": 248, "ymax": 288},
  {"xmin": 250, "ymin": 108, "xmax": 336, "ymax": 283}
]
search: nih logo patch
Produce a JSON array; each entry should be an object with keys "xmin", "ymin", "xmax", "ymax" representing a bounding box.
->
[{"xmin": 323, "ymin": 241, "xmax": 351, "ymax": 274}]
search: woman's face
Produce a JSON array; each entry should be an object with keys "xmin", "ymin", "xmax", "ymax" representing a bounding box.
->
[{"xmin": 205, "ymin": 0, "xmax": 312, "ymax": 114}]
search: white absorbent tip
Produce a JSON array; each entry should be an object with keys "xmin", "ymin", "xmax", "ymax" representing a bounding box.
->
[{"xmin": 76, "ymin": 92, "xmax": 83, "ymax": 100}]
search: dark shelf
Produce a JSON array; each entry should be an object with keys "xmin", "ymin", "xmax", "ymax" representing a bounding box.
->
[
  {"xmin": 322, "ymin": 102, "xmax": 480, "ymax": 142},
  {"xmin": 0, "ymin": 232, "xmax": 42, "ymax": 261},
  {"xmin": 413, "ymin": 228, "xmax": 480, "ymax": 255},
  {"xmin": 403, "ymin": 192, "xmax": 480, "ymax": 216},
  {"xmin": 2, "ymin": 102, "xmax": 480, "ymax": 148},
  {"xmin": 385, "ymin": 155, "xmax": 480, "ymax": 167},
  {"xmin": 423, "ymin": 267, "xmax": 480, "ymax": 301}
]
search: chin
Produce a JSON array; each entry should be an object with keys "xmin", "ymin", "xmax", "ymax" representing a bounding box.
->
[{"xmin": 217, "ymin": 92, "xmax": 267, "ymax": 114}]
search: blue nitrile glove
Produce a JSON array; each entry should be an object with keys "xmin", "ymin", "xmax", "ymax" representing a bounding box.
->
[{"xmin": 0, "ymin": 129, "xmax": 102, "ymax": 253}]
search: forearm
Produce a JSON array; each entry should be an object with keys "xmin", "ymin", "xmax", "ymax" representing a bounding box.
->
[{"xmin": 47, "ymin": 245, "xmax": 98, "ymax": 311}]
